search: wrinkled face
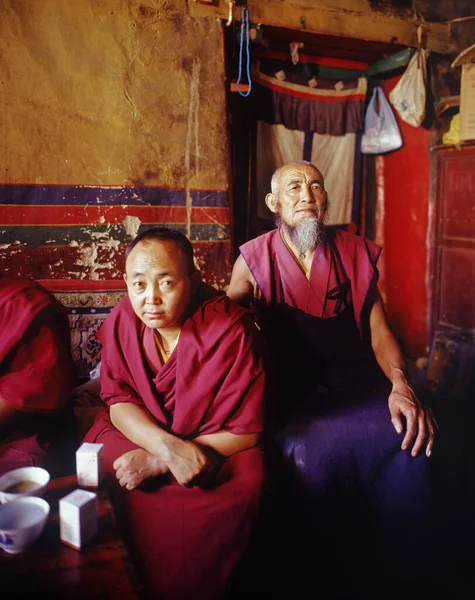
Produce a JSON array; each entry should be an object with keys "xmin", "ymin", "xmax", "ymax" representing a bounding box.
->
[
  {"xmin": 124, "ymin": 240, "xmax": 198, "ymax": 331},
  {"xmin": 267, "ymin": 163, "xmax": 327, "ymax": 227}
]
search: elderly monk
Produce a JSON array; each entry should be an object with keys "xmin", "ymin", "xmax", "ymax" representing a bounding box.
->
[
  {"xmin": 228, "ymin": 161, "xmax": 439, "ymax": 599},
  {"xmin": 0, "ymin": 274, "xmax": 74, "ymax": 476},
  {"xmin": 84, "ymin": 227, "xmax": 265, "ymax": 600}
]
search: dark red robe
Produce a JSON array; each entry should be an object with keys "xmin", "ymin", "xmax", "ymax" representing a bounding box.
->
[
  {"xmin": 0, "ymin": 275, "xmax": 74, "ymax": 476},
  {"xmin": 241, "ymin": 227, "xmax": 381, "ymax": 326},
  {"xmin": 84, "ymin": 285, "xmax": 265, "ymax": 600}
]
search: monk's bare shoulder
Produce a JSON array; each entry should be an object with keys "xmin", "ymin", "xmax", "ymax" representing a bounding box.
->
[{"xmin": 228, "ymin": 254, "xmax": 255, "ymax": 306}]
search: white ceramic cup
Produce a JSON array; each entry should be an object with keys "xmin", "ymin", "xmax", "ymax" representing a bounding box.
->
[
  {"xmin": 0, "ymin": 496, "xmax": 50, "ymax": 554},
  {"xmin": 0, "ymin": 467, "xmax": 50, "ymax": 504}
]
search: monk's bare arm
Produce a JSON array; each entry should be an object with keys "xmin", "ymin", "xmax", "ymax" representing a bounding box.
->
[
  {"xmin": 228, "ymin": 254, "xmax": 255, "ymax": 306},
  {"xmin": 369, "ymin": 292, "xmax": 436, "ymax": 457},
  {"xmin": 110, "ymin": 402, "xmax": 212, "ymax": 487},
  {"xmin": 110, "ymin": 402, "xmax": 175, "ymax": 456},
  {"xmin": 369, "ymin": 294, "xmax": 406, "ymax": 381},
  {"xmin": 194, "ymin": 431, "xmax": 260, "ymax": 457},
  {"xmin": 0, "ymin": 396, "xmax": 17, "ymax": 431}
]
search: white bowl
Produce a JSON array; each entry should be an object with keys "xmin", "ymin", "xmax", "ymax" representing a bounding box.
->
[
  {"xmin": 0, "ymin": 466, "xmax": 50, "ymax": 504},
  {"xmin": 0, "ymin": 497, "xmax": 50, "ymax": 554}
]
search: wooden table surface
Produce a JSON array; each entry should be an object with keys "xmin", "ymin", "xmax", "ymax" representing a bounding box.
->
[{"xmin": 0, "ymin": 475, "xmax": 143, "ymax": 599}]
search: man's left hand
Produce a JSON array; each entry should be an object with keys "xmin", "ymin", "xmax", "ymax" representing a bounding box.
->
[{"xmin": 388, "ymin": 383, "xmax": 437, "ymax": 457}]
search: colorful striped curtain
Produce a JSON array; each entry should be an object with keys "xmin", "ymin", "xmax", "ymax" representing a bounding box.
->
[{"xmin": 253, "ymin": 61, "xmax": 367, "ymax": 227}]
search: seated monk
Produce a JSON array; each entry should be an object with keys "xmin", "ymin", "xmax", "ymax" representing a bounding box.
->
[
  {"xmin": 0, "ymin": 274, "xmax": 75, "ymax": 476},
  {"xmin": 84, "ymin": 227, "xmax": 265, "ymax": 600},
  {"xmin": 228, "ymin": 161, "xmax": 442, "ymax": 599}
]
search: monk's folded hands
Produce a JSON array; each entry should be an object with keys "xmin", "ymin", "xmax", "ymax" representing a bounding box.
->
[
  {"xmin": 113, "ymin": 448, "xmax": 168, "ymax": 490},
  {"xmin": 156, "ymin": 436, "xmax": 212, "ymax": 488}
]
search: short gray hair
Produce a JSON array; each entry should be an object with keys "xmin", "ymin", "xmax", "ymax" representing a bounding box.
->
[{"xmin": 270, "ymin": 160, "xmax": 319, "ymax": 197}]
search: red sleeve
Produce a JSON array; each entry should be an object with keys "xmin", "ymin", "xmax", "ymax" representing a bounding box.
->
[
  {"xmin": 181, "ymin": 310, "xmax": 265, "ymax": 437},
  {"xmin": 0, "ymin": 309, "xmax": 74, "ymax": 412},
  {"xmin": 98, "ymin": 336, "xmax": 145, "ymax": 408},
  {"xmin": 212, "ymin": 316, "xmax": 265, "ymax": 435},
  {"xmin": 99, "ymin": 368, "xmax": 146, "ymax": 408}
]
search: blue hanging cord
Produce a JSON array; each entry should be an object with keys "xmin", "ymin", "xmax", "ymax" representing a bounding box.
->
[{"xmin": 234, "ymin": 8, "xmax": 252, "ymax": 97}]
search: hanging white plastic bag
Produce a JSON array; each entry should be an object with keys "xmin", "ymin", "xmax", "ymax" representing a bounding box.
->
[
  {"xmin": 389, "ymin": 47, "xmax": 428, "ymax": 127},
  {"xmin": 361, "ymin": 86, "xmax": 403, "ymax": 154}
]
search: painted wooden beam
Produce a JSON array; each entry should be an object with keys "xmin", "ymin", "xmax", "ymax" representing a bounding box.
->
[{"xmin": 189, "ymin": 0, "xmax": 458, "ymax": 55}]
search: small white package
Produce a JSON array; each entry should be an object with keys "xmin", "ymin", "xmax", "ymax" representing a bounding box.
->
[
  {"xmin": 59, "ymin": 489, "xmax": 98, "ymax": 550},
  {"xmin": 76, "ymin": 442, "xmax": 104, "ymax": 488}
]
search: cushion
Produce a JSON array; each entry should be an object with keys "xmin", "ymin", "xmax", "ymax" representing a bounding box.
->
[{"xmin": 51, "ymin": 289, "xmax": 126, "ymax": 379}]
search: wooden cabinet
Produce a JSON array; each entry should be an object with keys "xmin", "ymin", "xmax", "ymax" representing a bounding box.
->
[
  {"xmin": 433, "ymin": 146, "xmax": 475, "ymax": 333},
  {"xmin": 427, "ymin": 146, "xmax": 475, "ymax": 396}
]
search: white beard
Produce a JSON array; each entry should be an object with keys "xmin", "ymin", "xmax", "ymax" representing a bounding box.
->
[{"xmin": 279, "ymin": 216, "xmax": 326, "ymax": 256}]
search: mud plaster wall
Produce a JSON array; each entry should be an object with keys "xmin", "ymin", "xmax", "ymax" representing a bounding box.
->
[{"xmin": 0, "ymin": 0, "xmax": 231, "ymax": 290}]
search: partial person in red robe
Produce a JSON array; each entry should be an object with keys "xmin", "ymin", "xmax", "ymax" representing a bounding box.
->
[
  {"xmin": 0, "ymin": 274, "xmax": 74, "ymax": 476},
  {"xmin": 84, "ymin": 227, "xmax": 265, "ymax": 600},
  {"xmin": 228, "ymin": 161, "xmax": 445, "ymax": 599}
]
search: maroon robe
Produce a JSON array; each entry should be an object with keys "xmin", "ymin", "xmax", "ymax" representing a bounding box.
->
[
  {"xmin": 241, "ymin": 228, "xmax": 381, "ymax": 326},
  {"xmin": 0, "ymin": 275, "xmax": 74, "ymax": 475},
  {"xmin": 84, "ymin": 285, "xmax": 265, "ymax": 600}
]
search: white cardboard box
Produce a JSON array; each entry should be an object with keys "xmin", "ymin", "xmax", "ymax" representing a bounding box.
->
[
  {"xmin": 76, "ymin": 442, "xmax": 104, "ymax": 488},
  {"xmin": 59, "ymin": 489, "xmax": 98, "ymax": 550}
]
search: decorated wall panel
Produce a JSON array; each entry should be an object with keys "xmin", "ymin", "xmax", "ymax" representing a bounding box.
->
[{"xmin": 0, "ymin": 0, "xmax": 231, "ymax": 290}]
